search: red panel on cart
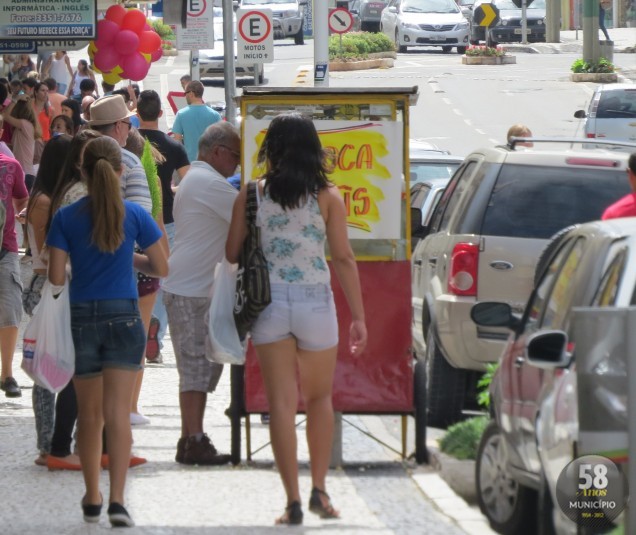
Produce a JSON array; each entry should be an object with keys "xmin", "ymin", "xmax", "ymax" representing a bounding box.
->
[{"xmin": 244, "ymin": 260, "xmax": 413, "ymax": 413}]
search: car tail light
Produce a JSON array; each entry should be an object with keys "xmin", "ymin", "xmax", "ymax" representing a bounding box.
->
[
  {"xmin": 586, "ymin": 133, "xmax": 596, "ymax": 138},
  {"xmin": 449, "ymin": 243, "xmax": 478, "ymax": 296}
]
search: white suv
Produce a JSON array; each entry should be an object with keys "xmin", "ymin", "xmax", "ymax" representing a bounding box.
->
[
  {"xmin": 239, "ymin": 0, "xmax": 306, "ymax": 44},
  {"xmin": 411, "ymin": 139, "xmax": 635, "ymax": 428}
]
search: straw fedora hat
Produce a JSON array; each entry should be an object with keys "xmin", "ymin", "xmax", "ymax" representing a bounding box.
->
[{"xmin": 88, "ymin": 95, "xmax": 135, "ymax": 126}]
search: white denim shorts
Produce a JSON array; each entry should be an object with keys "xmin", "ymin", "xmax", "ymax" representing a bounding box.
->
[{"xmin": 250, "ymin": 283, "xmax": 338, "ymax": 351}]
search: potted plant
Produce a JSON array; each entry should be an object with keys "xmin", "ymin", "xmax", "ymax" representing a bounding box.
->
[
  {"xmin": 462, "ymin": 45, "xmax": 516, "ymax": 65},
  {"xmin": 570, "ymin": 57, "xmax": 617, "ymax": 82}
]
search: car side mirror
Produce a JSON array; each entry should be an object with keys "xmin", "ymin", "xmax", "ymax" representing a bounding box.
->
[
  {"xmin": 350, "ymin": 9, "xmax": 359, "ymax": 14},
  {"xmin": 411, "ymin": 207, "xmax": 423, "ymax": 234},
  {"xmin": 525, "ymin": 330, "xmax": 572, "ymax": 369},
  {"xmin": 574, "ymin": 110, "xmax": 587, "ymax": 119},
  {"xmin": 388, "ymin": 6, "xmax": 398, "ymax": 13},
  {"xmin": 299, "ymin": 0, "xmax": 308, "ymax": 5}
]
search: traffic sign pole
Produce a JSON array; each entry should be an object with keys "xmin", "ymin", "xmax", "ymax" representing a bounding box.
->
[{"xmin": 314, "ymin": 0, "xmax": 329, "ymax": 87}]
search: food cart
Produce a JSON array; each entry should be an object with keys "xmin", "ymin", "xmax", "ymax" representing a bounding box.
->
[{"xmin": 229, "ymin": 86, "xmax": 428, "ymax": 465}]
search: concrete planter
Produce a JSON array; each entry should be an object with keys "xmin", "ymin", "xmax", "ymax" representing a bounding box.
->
[
  {"xmin": 329, "ymin": 57, "xmax": 394, "ymax": 71},
  {"xmin": 430, "ymin": 448, "xmax": 477, "ymax": 505},
  {"xmin": 570, "ymin": 72, "xmax": 618, "ymax": 83},
  {"xmin": 161, "ymin": 48, "xmax": 178, "ymax": 57},
  {"xmin": 462, "ymin": 55, "xmax": 516, "ymax": 65}
]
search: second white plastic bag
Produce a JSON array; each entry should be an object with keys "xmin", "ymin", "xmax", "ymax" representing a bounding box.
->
[{"xmin": 206, "ymin": 258, "xmax": 246, "ymax": 365}]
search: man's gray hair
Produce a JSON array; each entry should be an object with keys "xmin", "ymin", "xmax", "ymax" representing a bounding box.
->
[{"xmin": 198, "ymin": 121, "xmax": 239, "ymax": 158}]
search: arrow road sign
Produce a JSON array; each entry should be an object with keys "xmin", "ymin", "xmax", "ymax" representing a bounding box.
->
[
  {"xmin": 328, "ymin": 8, "xmax": 354, "ymax": 34},
  {"xmin": 473, "ymin": 3, "xmax": 500, "ymax": 27}
]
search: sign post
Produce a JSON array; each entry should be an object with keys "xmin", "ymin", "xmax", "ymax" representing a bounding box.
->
[
  {"xmin": 328, "ymin": 7, "xmax": 354, "ymax": 57},
  {"xmin": 473, "ymin": 3, "xmax": 500, "ymax": 47},
  {"xmin": 237, "ymin": 9, "xmax": 273, "ymax": 86}
]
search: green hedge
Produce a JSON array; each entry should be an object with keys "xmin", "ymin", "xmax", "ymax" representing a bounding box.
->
[{"xmin": 329, "ymin": 31, "xmax": 395, "ymax": 60}]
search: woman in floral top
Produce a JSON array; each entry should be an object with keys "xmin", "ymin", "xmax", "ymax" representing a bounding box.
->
[{"xmin": 226, "ymin": 113, "xmax": 367, "ymax": 526}]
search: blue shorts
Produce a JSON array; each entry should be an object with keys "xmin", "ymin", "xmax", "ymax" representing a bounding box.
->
[
  {"xmin": 250, "ymin": 283, "xmax": 339, "ymax": 351},
  {"xmin": 71, "ymin": 299, "xmax": 145, "ymax": 378}
]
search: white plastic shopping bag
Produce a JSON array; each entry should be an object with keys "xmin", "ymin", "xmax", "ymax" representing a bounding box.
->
[
  {"xmin": 22, "ymin": 280, "xmax": 75, "ymax": 393},
  {"xmin": 206, "ymin": 258, "xmax": 246, "ymax": 365}
]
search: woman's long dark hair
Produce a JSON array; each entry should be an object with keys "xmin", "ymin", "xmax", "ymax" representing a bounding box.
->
[
  {"xmin": 61, "ymin": 98, "xmax": 82, "ymax": 133},
  {"xmin": 48, "ymin": 129, "xmax": 102, "ymax": 231},
  {"xmin": 26, "ymin": 134, "xmax": 73, "ymax": 220},
  {"xmin": 258, "ymin": 113, "xmax": 331, "ymax": 210}
]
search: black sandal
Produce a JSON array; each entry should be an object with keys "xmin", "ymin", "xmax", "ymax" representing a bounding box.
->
[
  {"xmin": 275, "ymin": 500, "xmax": 303, "ymax": 525},
  {"xmin": 308, "ymin": 487, "xmax": 340, "ymax": 519}
]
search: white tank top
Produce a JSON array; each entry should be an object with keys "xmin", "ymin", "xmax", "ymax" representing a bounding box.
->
[
  {"xmin": 49, "ymin": 56, "xmax": 70, "ymax": 86},
  {"xmin": 257, "ymin": 185, "xmax": 330, "ymax": 285}
]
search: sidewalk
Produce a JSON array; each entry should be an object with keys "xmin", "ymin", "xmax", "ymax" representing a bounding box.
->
[{"xmin": 0, "ymin": 259, "xmax": 493, "ymax": 534}]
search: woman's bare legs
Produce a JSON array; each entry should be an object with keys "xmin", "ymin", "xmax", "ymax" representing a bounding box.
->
[
  {"xmin": 255, "ymin": 337, "xmax": 301, "ymax": 505},
  {"xmin": 298, "ymin": 346, "xmax": 338, "ymax": 500},
  {"xmin": 131, "ymin": 292, "xmax": 157, "ymax": 415},
  {"xmin": 103, "ymin": 368, "xmax": 137, "ymax": 505},
  {"xmin": 73, "ymin": 375, "xmax": 104, "ymax": 505}
]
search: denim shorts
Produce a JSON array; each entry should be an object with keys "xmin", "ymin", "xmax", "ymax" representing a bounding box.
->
[
  {"xmin": 250, "ymin": 283, "xmax": 338, "ymax": 351},
  {"xmin": 71, "ymin": 299, "xmax": 145, "ymax": 378}
]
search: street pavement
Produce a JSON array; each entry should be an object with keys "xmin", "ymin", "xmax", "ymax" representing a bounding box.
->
[{"xmin": 0, "ymin": 260, "xmax": 494, "ymax": 534}]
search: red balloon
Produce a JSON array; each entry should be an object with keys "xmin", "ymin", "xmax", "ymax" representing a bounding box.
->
[
  {"xmin": 121, "ymin": 9, "xmax": 147, "ymax": 34},
  {"xmin": 97, "ymin": 19, "xmax": 120, "ymax": 46},
  {"xmin": 114, "ymin": 29, "xmax": 140, "ymax": 56},
  {"xmin": 150, "ymin": 48, "xmax": 163, "ymax": 63},
  {"xmin": 94, "ymin": 45, "xmax": 120, "ymax": 73},
  {"xmin": 138, "ymin": 30, "xmax": 162, "ymax": 54},
  {"xmin": 121, "ymin": 52, "xmax": 150, "ymax": 81},
  {"xmin": 105, "ymin": 5, "xmax": 126, "ymax": 26}
]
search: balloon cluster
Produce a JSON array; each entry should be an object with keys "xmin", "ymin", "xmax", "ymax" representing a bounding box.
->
[{"xmin": 89, "ymin": 5, "xmax": 163, "ymax": 84}]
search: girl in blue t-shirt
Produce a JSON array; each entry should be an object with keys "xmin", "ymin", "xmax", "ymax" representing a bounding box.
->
[{"xmin": 47, "ymin": 136, "xmax": 168, "ymax": 528}]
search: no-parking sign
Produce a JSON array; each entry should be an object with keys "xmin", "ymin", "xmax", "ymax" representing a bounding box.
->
[{"xmin": 237, "ymin": 9, "xmax": 274, "ymax": 65}]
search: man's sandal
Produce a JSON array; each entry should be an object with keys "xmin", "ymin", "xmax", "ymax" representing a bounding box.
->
[
  {"xmin": 308, "ymin": 487, "xmax": 340, "ymax": 519},
  {"xmin": 275, "ymin": 500, "xmax": 303, "ymax": 525}
]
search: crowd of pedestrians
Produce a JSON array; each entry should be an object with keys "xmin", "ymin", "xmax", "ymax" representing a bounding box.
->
[{"xmin": 0, "ymin": 53, "xmax": 368, "ymax": 528}]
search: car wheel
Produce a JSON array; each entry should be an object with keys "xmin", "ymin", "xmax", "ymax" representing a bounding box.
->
[
  {"xmin": 442, "ymin": 45, "xmax": 453, "ymax": 53},
  {"xmin": 395, "ymin": 30, "xmax": 407, "ymax": 53},
  {"xmin": 476, "ymin": 421, "xmax": 538, "ymax": 535},
  {"xmin": 294, "ymin": 28, "xmax": 304, "ymax": 45},
  {"xmin": 413, "ymin": 358, "xmax": 428, "ymax": 464},
  {"xmin": 361, "ymin": 21, "xmax": 369, "ymax": 32},
  {"xmin": 457, "ymin": 46, "xmax": 467, "ymax": 54},
  {"xmin": 424, "ymin": 328, "xmax": 466, "ymax": 428},
  {"xmin": 469, "ymin": 38, "xmax": 479, "ymax": 45}
]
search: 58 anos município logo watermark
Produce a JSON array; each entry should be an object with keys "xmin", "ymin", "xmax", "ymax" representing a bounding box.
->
[{"xmin": 556, "ymin": 455, "xmax": 628, "ymax": 529}]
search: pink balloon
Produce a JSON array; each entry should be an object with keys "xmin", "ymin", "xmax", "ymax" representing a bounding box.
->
[
  {"xmin": 121, "ymin": 9, "xmax": 147, "ymax": 34},
  {"xmin": 97, "ymin": 19, "xmax": 120, "ymax": 45},
  {"xmin": 105, "ymin": 5, "xmax": 126, "ymax": 26},
  {"xmin": 93, "ymin": 45, "xmax": 120, "ymax": 73},
  {"xmin": 114, "ymin": 29, "xmax": 140, "ymax": 56},
  {"xmin": 150, "ymin": 48, "xmax": 163, "ymax": 62},
  {"xmin": 138, "ymin": 30, "xmax": 161, "ymax": 54},
  {"xmin": 121, "ymin": 52, "xmax": 150, "ymax": 81},
  {"xmin": 144, "ymin": 23, "xmax": 152, "ymax": 31}
]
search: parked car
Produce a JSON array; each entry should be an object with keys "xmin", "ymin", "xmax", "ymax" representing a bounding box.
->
[
  {"xmin": 574, "ymin": 84, "xmax": 636, "ymax": 145},
  {"xmin": 380, "ymin": 0, "xmax": 469, "ymax": 54},
  {"xmin": 470, "ymin": 0, "xmax": 546, "ymax": 46},
  {"xmin": 411, "ymin": 139, "xmax": 634, "ymax": 429},
  {"xmin": 239, "ymin": 0, "xmax": 307, "ymax": 44},
  {"xmin": 409, "ymin": 139, "xmax": 462, "ymax": 186},
  {"xmin": 471, "ymin": 216, "xmax": 636, "ymax": 534},
  {"xmin": 349, "ymin": 0, "xmax": 389, "ymax": 32}
]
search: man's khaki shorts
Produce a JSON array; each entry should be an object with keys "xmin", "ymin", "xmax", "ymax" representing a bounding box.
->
[{"xmin": 164, "ymin": 292, "xmax": 223, "ymax": 393}]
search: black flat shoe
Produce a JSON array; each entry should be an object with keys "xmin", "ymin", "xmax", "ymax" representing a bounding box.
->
[
  {"xmin": 107, "ymin": 502, "xmax": 135, "ymax": 528},
  {"xmin": 81, "ymin": 495, "xmax": 102, "ymax": 523},
  {"xmin": 275, "ymin": 500, "xmax": 303, "ymax": 525},
  {"xmin": 308, "ymin": 487, "xmax": 340, "ymax": 519}
]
